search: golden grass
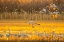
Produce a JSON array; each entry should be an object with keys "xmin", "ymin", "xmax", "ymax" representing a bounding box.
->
[
  {"xmin": 0, "ymin": 20, "xmax": 64, "ymax": 42},
  {"xmin": 0, "ymin": 20, "xmax": 64, "ymax": 33}
]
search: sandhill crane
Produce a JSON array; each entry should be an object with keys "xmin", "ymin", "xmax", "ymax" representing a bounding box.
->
[
  {"xmin": 25, "ymin": 20, "xmax": 40, "ymax": 28},
  {"xmin": 18, "ymin": 30, "xmax": 28, "ymax": 38}
]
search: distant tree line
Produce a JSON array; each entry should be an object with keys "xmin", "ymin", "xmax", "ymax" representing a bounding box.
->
[
  {"xmin": 0, "ymin": 0, "xmax": 53, "ymax": 13},
  {"xmin": 0, "ymin": 0, "xmax": 64, "ymax": 13}
]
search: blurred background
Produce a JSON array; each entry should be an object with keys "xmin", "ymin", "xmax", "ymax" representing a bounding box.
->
[{"xmin": 0, "ymin": 0, "xmax": 64, "ymax": 20}]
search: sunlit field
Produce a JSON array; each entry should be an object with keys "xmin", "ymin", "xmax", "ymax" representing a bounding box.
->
[
  {"xmin": 0, "ymin": 0, "xmax": 64, "ymax": 42},
  {"xmin": 0, "ymin": 20, "xmax": 64, "ymax": 42}
]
